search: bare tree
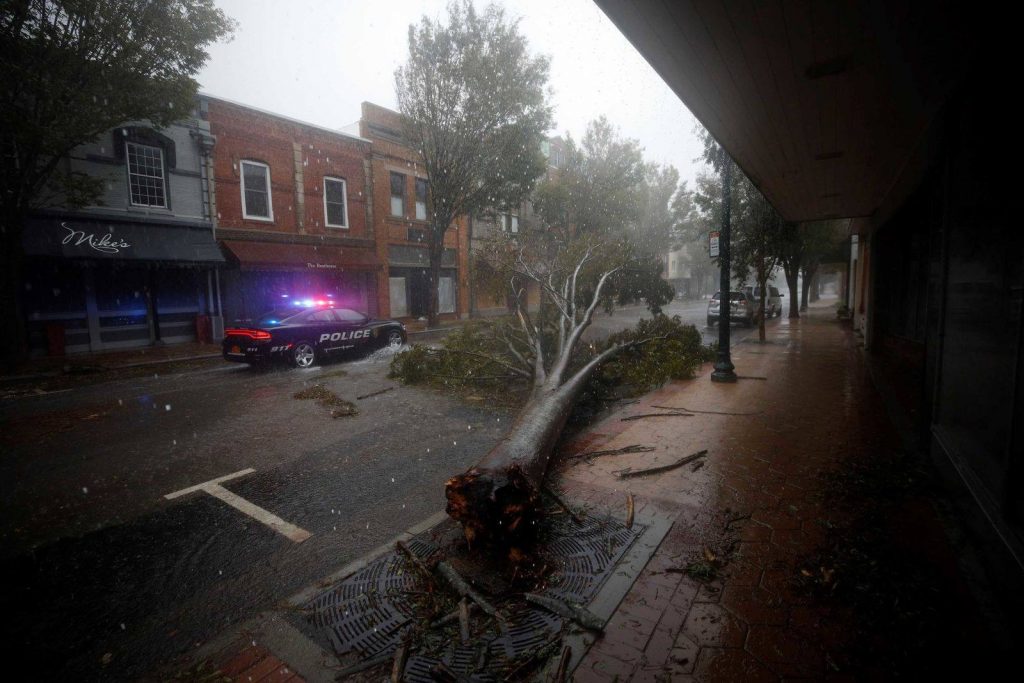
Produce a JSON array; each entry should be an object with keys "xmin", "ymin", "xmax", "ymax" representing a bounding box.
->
[{"xmin": 445, "ymin": 240, "xmax": 656, "ymax": 561}]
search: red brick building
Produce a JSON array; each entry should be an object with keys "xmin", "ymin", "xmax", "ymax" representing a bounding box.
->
[
  {"xmin": 202, "ymin": 95, "xmax": 383, "ymax": 322},
  {"xmin": 358, "ymin": 102, "xmax": 470, "ymax": 324}
]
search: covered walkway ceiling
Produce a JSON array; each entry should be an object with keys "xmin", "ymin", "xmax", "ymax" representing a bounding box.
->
[{"xmin": 595, "ymin": 1, "xmax": 974, "ymax": 224}]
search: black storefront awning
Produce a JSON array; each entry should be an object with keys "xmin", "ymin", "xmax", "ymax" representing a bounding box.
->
[{"xmin": 22, "ymin": 216, "xmax": 225, "ymax": 263}]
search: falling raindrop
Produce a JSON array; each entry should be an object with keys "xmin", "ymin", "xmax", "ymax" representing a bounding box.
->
[{"xmin": 82, "ymin": 487, "xmax": 88, "ymax": 494}]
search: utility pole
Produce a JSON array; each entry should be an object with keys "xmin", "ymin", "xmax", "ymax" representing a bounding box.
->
[{"xmin": 711, "ymin": 151, "xmax": 737, "ymax": 383}]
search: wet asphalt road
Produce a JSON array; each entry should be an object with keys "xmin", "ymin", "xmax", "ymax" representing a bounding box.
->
[
  {"xmin": 0, "ymin": 301, "xmax": 759, "ymax": 681},
  {"xmin": 584, "ymin": 297, "xmax": 762, "ymax": 347},
  {"xmin": 0, "ymin": 348, "xmax": 514, "ymax": 680}
]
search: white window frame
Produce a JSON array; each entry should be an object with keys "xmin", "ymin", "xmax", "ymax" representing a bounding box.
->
[
  {"xmin": 323, "ymin": 176, "xmax": 349, "ymax": 229},
  {"xmin": 240, "ymin": 160, "xmax": 273, "ymax": 221},
  {"xmin": 390, "ymin": 171, "xmax": 405, "ymax": 217},
  {"xmin": 415, "ymin": 177, "xmax": 428, "ymax": 221},
  {"xmin": 502, "ymin": 212, "xmax": 519, "ymax": 234},
  {"xmin": 125, "ymin": 141, "xmax": 167, "ymax": 208}
]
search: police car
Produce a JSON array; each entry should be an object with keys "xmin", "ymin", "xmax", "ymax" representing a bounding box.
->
[{"xmin": 222, "ymin": 302, "xmax": 406, "ymax": 368}]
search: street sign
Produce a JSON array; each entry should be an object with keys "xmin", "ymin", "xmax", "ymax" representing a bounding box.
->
[{"xmin": 709, "ymin": 231, "xmax": 720, "ymax": 257}]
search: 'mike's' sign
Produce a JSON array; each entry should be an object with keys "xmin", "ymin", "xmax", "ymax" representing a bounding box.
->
[{"xmin": 61, "ymin": 222, "xmax": 131, "ymax": 255}]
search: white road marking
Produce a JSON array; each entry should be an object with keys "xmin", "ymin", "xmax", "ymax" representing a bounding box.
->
[
  {"xmin": 164, "ymin": 468, "xmax": 255, "ymax": 499},
  {"xmin": 165, "ymin": 468, "xmax": 311, "ymax": 543}
]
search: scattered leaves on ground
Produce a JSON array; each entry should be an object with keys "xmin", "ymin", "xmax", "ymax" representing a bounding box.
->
[{"xmin": 293, "ymin": 384, "xmax": 358, "ymax": 417}]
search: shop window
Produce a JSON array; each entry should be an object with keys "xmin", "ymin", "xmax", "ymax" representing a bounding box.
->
[
  {"xmin": 438, "ymin": 276, "xmax": 455, "ymax": 314},
  {"xmin": 415, "ymin": 178, "xmax": 428, "ymax": 220},
  {"xmin": 389, "ymin": 277, "xmax": 408, "ymax": 317},
  {"xmin": 241, "ymin": 160, "xmax": 273, "ymax": 220},
  {"xmin": 323, "ymin": 177, "xmax": 348, "ymax": 228},
  {"xmin": 126, "ymin": 141, "xmax": 167, "ymax": 207},
  {"xmin": 390, "ymin": 172, "xmax": 405, "ymax": 217}
]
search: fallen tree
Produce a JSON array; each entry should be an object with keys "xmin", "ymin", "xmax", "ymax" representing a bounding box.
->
[{"xmin": 440, "ymin": 239, "xmax": 685, "ymax": 561}]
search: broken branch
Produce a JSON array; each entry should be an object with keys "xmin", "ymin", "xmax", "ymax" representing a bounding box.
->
[
  {"xmin": 436, "ymin": 561, "xmax": 506, "ymax": 626},
  {"xmin": 390, "ymin": 643, "xmax": 409, "ymax": 683},
  {"xmin": 333, "ymin": 650, "xmax": 393, "ymax": 679},
  {"xmin": 554, "ymin": 645, "xmax": 572, "ymax": 683},
  {"xmin": 357, "ymin": 386, "xmax": 395, "ymax": 400},
  {"xmin": 620, "ymin": 411, "xmax": 694, "ymax": 421},
  {"xmin": 569, "ymin": 444, "xmax": 656, "ymax": 462},
  {"xmin": 523, "ymin": 592, "xmax": 604, "ymax": 631},
  {"xmin": 615, "ymin": 450, "xmax": 709, "ymax": 479},
  {"xmin": 651, "ymin": 405, "xmax": 759, "ymax": 416},
  {"xmin": 542, "ymin": 486, "xmax": 583, "ymax": 525},
  {"xmin": 396, "ymin": 540, "xmax": 434, "ymax": 582},
  {"xmin": 458, "ymin": 598, "xmax": 470, "ymax": 645}
]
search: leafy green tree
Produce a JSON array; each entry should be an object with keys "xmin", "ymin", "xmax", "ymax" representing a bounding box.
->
[
  {"xmin": 532, "ymin": 118, "xmax": 674, "ymax": 313},
  {"xmin": 534, "ymin": 116, "xmax": 645, "ymax": 237},
  {"xmin": 0, "ymin": 0, "xmax": 235, "ymax": 365},
  {"xmin": 395, "ymin": 0, "xmax": 552, "ymax": 326},
  {"xmin": 638, "ymin": 162, "xmax": 680, "ymax": 257},
  {"xmin": 798, "ymin": 220, "xmax": 848, "ymax": 309}
]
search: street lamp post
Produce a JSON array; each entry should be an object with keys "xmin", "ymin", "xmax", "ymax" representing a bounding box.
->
[{"xmin": 711, "ymin": 152, "xmax": 737, "ymax": 383}]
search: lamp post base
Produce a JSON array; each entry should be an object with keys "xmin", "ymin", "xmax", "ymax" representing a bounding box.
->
[{"xmin": 711, "ymin": 360, "xmax": 737, "ymax": 383}]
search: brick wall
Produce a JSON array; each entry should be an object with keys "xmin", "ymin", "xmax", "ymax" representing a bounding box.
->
[
  {"xmin": 206, "ymin": 98, "xmax": 371, "ymax": 239},
  {"xmin": 360, "ymin": 101, "xmax": 470, "ymax": 320}
]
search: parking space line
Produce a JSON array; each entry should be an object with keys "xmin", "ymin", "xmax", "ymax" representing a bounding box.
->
[
  {"xmin": 165, "ymin": 468, "xmax": 311, "ymax": 543},
  {"xmin": 164, "ymin": 468, "xmax": 255, "ymax": 499}
]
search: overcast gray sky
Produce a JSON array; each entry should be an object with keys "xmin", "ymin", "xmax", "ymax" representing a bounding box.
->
[{"xmin": 197, "ymin": 0, "xmax": 705, "ymax": 187}]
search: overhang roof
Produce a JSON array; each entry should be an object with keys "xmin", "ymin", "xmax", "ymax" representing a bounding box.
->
[
  {"xmin": 594, "ymin": 1, "xmax": 975, "ymax": 223},
  {"xmin": 221, "ymin": 240, "xmax": 380, "ymax": 271}
]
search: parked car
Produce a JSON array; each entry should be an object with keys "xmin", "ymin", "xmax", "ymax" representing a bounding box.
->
[
  {"xmin": 707, "ymin": 290, "xmax": 762, "ymax": 327},
  {"xmin": 222, "ymin": 305, "xmax": 406, "ymax": 368},
  {"xmin": 704, "ymin": 290, "xmax": 761, "ymax": 327},
  {"xmin": 748, "ymin": 285, "xmax": 784, "ymax": 317}
]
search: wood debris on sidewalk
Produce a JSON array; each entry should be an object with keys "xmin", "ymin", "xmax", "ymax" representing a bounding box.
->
[{"xmin": 615, "ymin": 450, "xmax": 708, "ymax": 479}]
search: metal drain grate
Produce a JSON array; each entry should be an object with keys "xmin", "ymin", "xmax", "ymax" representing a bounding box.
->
[{"xmin": 300, "ymin": 514, "xmax": 645, "ymax": 681}]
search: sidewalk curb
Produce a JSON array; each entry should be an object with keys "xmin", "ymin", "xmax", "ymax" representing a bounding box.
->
[
  {"xmin": 0, "ymin": 353, "xmax": 223, "ymax": 387},
  {"xmin": 111, "ymin": 352, "xmax": 223, "ymax": 369}
]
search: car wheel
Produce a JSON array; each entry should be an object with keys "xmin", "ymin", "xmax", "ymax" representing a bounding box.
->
[
  {"xmin": 291, "ymin": 341, "xmax": 317, "ymax": 368},
  {"xmin": 386, "ymin": 329, "xmax": 405, "ymax": 348},
  {"xmin": 707, "ymin": 317, "xmax": 716, "ymax": 326}
]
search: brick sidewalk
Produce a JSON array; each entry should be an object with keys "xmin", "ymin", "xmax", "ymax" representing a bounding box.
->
[{"xmin": 555, "ymin": 306, "xmax": 994, "ymax": 681}]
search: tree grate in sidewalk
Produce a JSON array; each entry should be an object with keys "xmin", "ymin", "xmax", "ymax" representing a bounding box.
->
[{"xmin": 297, "ymin": 514, "xmax": 645, "ymax": 681}]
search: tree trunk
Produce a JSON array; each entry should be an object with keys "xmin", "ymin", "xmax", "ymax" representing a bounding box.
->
[
  {"xmin": 784, "ymin": 265, "xmax": 800, "ymax": 318},
  {"xmin": 810, "ymin": 268, "xmax": 821, "ymax": 302},
  {"xmin": 800, "ymin": 266, "xmax": 813, "ymax": 311},
  {"xmin": 427, "ymin": 227, "xmax": 445, "ymax": 327},
  {"xmin": 756, "ymin": 262, "xmax": 767, "ymax": 342},
  {"xmin": 446, "ymin": 363, "xmax": 600, "ymax": 561}
]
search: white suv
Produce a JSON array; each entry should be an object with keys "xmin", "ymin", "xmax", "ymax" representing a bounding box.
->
[{"xmin": 749, "ymin": 285, "xmax": 783, "ymax": 318}]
